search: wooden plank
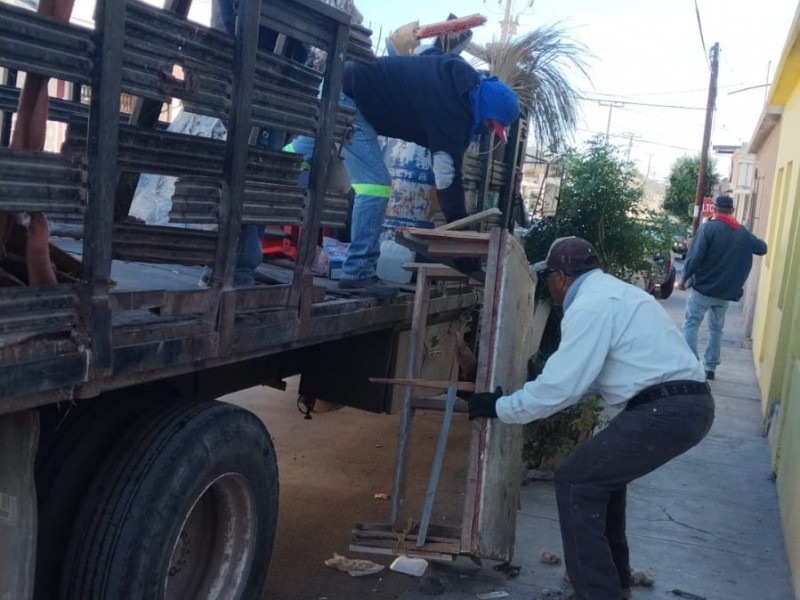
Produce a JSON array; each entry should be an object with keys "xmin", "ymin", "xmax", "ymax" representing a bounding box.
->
[
  {"xmin": 425, "ymin": 239, "xmax": 490, "ymax": 257},
  {"xmin": 350, "ymin": 522, "xmax": 461, "ymax": 557},
  {"xmin": 435, "ymin": 207, "xmax": 501, "ymax": 231},
  {"xmin": 464, "ymin": 231, "xmax": 538, "ymax": 561},
  {"xmin": 402, "ymin": 229, "xmax": 491, "ymax": 242},
  {"xmin": 401, "ymin": 263, "xmax": 474, "ymax": 282},
  {"xmin": 369, "ymin": 377, "xmax": 474, "ymax": 392},
  {"xmin": 388, "ymin": 268, "xmax": 431, "ymax": 525}
]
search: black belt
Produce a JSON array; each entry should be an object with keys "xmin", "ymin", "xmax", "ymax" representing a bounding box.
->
[{"xmin": 627, "ymin": 380, "xmax": 710, "ymax": 409}]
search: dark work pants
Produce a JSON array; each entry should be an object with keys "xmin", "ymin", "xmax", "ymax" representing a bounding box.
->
[{"xmin": 555, "ymin": 391, "xmax": 715, "ymax": 600}]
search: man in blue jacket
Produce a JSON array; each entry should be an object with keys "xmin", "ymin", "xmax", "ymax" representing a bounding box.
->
[
  {"xmin": 289, "ymin": 51, "xmax": 520, "ymax": 297},
  {"xmin": 677, "ymin": 195, "xmax": 768, "ymax": 379}
]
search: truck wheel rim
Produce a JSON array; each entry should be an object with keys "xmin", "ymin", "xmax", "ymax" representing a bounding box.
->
[{"xmin": 165, "ymin": 472, "xmax": 257, "ymax": 599}]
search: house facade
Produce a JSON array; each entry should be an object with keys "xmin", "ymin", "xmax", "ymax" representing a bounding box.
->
[{"xmin": 750, "ymin": 4, "xmax": 800, "ymax": 596}]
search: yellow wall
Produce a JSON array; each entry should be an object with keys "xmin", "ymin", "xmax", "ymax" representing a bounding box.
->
[{"xmin": 754, "ymin": 27, "xmax": 800, "ymax": 597}]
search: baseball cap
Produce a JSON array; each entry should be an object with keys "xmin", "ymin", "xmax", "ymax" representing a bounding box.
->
[
  {"xmin": 713, "ymin": 195, "xmax": 734, "ymax": 209},
  {"xmin": 533, "ymin": 236, "xmax": 600, "ymax": 275}
]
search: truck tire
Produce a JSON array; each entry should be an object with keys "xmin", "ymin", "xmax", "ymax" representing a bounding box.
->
[
  {"xmin": 60, "ymin": 400, "xmax": 279, "ymax": 600},
  {"xmin": 35, "ymin": 393, "xmax": 168, "ymax": 600}
]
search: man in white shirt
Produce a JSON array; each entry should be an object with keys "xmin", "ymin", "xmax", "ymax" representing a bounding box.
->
[{"xmin": 468, "ymin": 237, "xmax": 715, "ymax": 600}]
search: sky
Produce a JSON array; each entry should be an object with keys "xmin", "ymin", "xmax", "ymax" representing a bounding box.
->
[
  {"xmin": 65, "ymin": 0, "xmax": 799, "ymax": 182},
  {"xmin": 356, "ymin": 0, "xmax": 799, "ymax": 182}
]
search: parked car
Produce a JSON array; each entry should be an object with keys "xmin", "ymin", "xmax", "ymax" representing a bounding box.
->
[
  {"xmin": 672, "ymin": 234, "xmax": 688, "ymax": 260},
  {"xmin": 631, "ymin": 250, "xmax": 676, "ymax": 300}
]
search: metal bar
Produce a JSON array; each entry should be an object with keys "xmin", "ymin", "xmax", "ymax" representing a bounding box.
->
[
  {"xmin": 416, "ymin": 383, "xmax": 458, "ymax": 548},
  {"xmin": 113, "ymin": 0, "xmax": 194, "ymax": 221},
  {"xmin": 389, "ymin": 268, "xmax": 431, "ymax": 525},
  {"xmin": 475, "ymin": 135, "xmax": 492, "ymax": 213},
  {"xmin": 81, "ymin": 0, "xmax": 126, "ymax": 374},
  {"xmin": 0, "ymin": 70, "xmax": 17, "ymax": 146},
  {"xmin": 501, "ymin": 119, "xmax": 524, "ymax": 230},
  {"xmin": 213, "ymin": 0, "xmax": 261, "ymax": 351},
  {"xmin": 0, "ymin": 84, "xmax": 130, "ymax": 124},
  {"xmin": 0, "ymin": 3, "xmax": 94, "ymax": 83},
  {"xmin": 65, "ymin": 123, "xmax": 303, "ymax": 180},
  {"xmin": 0, "ymin": 148, "xmax": 86, "ymax": 214},
  {"xmin": 292, "ymin": 15, "xmax": 350, "ymax": 306}
]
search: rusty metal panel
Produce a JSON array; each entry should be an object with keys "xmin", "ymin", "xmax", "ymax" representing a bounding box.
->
[
  {"xmin": 111, "ymin": 223, "xmax": 217, "ymax": 265},
  {"xmin": 347, "ymin": 24, "xmax": 374, "ymax": 63},
  {"xmin": 0, "ymin": 288, "xmax": 80, "ymax": 338},
  {"xmin": 0, "ymin": 85, "xmax": 123, "ymax": 125},
  {"xmin": 124, "ymin": 0, "xmax": 336, "ymax": 136},
  {"xmin": 122, "ymin": 1, "xmax": 234, "ymax": 114},
  {"xmin": 0, "ymin": 148, "xmax": 86, "ymax": 215},
  {"xmin": 0, "ymin": 352, "xmax": 88, "ymax": 403},
  {"xmin": 0, "ymin": 3, "xmax": 93, "ymax": 82},
  {"xmin": 170, "ymin": 177, "xmax": 349, "ymax": 229},
  {"xmin": 62, "ymin": 122, "xmax": 304, "ymax": 182}
]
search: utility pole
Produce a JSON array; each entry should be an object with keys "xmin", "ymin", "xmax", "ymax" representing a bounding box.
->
[
  {"xmin": 692, "ymin": 42, "xmax": 719, "ymax": 235},
  {"xmin": 500, "ymin": 0, "xmax": 514, "ymax": 43},
  {"xmin": 622, "ymin": 132, "xmax": 640, "ymax": 162},
  {"xmin": 599, "ymin": 101, "xmax": 624, "ymax": 143}
]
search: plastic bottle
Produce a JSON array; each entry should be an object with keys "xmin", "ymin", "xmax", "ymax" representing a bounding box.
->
[{"xmin": 376, "ymin": 240, "xmax": 414, "ymax": 284}]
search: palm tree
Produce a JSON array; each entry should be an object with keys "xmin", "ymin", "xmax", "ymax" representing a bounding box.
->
[{"xmin": 472, "ymin": 24, "xmax": 591, "ymax": 152}]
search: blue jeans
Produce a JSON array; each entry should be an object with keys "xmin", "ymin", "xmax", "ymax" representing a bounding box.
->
[
  {"xmin": 683, "ymin": 289, "xmax": 730, "ymax": 371},
  {"xmin": 290, "ymin": 93, "xmax": 391, "ymax": 281}
]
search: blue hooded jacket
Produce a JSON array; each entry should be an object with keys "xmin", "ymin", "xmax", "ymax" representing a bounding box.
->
[{"xmin": 342, "ymin": 53, "xmax": 520, "ymax": 222}]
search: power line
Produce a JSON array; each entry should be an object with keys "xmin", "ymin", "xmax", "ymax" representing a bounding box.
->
[
  {"xmin": 694, "ymin": 0, "xmax": 710, "ymax": 70},
  {"xmin": 583, "ymin": 82, "xmax": 763, "ymax": 98},
  {"xmin": 575, "ymin": 128, "xmax": 698, "ymax": 152},
  {"xmin": 579, "ymin": 96, "xmax": 706, "ymax": 111}
]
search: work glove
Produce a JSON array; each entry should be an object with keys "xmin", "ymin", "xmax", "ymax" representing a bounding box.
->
[{"xmin": 468, "ymin": 386, "xmax": 503, "ymax": 420}]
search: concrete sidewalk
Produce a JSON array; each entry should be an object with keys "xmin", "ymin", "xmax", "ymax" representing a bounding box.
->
[{"xmin": 400, "ymin": 281, "xmax": 795, "ymax": 600}]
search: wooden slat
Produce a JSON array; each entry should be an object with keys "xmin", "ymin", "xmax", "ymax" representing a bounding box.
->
[
  {"xmin": 369, "ymin": 377, "xmax": 474, "ymax": 392},
  {"xmin": 463, "ymin": 231, "xmax": 538, "ymax": 561},
  {"xmin": 350, "ymin": 522, "xmax": 461, "ymax": 558}
]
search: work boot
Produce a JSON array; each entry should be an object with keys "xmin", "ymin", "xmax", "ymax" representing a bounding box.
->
[
  {"xmin": 705, "ymin": 370, "xmax": 715, "ymax": 381},
  {"xmin": 338, "ymin": 275, "xmax": 399, "ymax": 299}
]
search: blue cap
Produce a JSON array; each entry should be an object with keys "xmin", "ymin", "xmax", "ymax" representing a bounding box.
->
[
  {"xmin": 471, "ymin": 77, "xmax": 520, "ymax": 142},
  {"xmin": 714, "ymin": 195, "xmax": 734, "ymax": 209}
]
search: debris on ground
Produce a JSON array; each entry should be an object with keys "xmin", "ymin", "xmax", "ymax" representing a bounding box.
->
[
  {"xmin": 389, "ymin": 555, "xmax": 429, "ymax": 577},
  {"xmin": 324, "ymin": 553, "xmax": 384, "ymax": 577},
  {"xmin": 670, "ymin": 589, "xmax": 706, "ymax": 600},
  {"xmin": 540, "ymin": 588, "xmax": 565, "ymax": 597},
  {"xmin": 477, "ymin": 591, "xmax": 509, "ymax": 599},
  {"xmin": 374, "ymin": 492, "xmax": 390, "ymax": 500},
  {"xmin": 527, "ymin": 468, "xmax": 556, "ymax": 481},
  {"xmin": 540, "ymin": 550, "xmax": 562, "ymax": 565},
  {"xmin": 418, "ymin": 573, "xmax": 449, "ymax": 596},
  {"xmin": 631, "ymin": 568, "xmax": 656, "ymax": 586},
  {"xmin": 492, "ymin": 561, "xmax": 521, "ymax": 577}
]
